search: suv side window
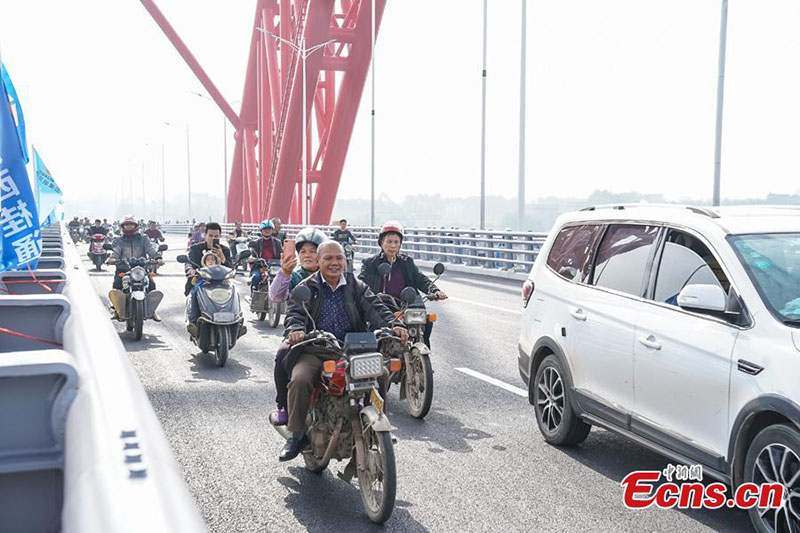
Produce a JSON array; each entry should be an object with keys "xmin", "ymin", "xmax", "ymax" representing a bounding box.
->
[
  {"xmin": 592, "ymin": 224, "xmax": 659, "ymax": 296},
  {"xmin": 653, "ymin": 229, "xmax": 730, "ymax": 305},
  {"xmin": 546, "ymin": 224, "xmax": 604, "ymax": 283}
]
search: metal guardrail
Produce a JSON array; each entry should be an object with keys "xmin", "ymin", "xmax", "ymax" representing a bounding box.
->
[
  {"xmin": 163, "ymin": 223, "xmax": 547, "ymax": 278},
  {"xmin": 0, "ymin": 225, "xmax": 207, "ymax": 532}
]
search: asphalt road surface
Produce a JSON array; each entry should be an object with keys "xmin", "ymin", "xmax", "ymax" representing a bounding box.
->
[{"xmin": 85, "ymin": 235, "xmax": 750, "ymax": 532}]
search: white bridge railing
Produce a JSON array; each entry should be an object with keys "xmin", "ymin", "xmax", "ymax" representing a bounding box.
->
[{"xmin": 163, "ymin": 224, "xmax": 546, "ymax": 280}]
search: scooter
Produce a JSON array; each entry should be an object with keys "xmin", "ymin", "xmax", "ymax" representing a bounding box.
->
[
  {"xmin": 106, "ymin": 243, "xmax": 168, "ymax": 341},
  {"xmin": 178, "ymin": 250, "xmax": 250, "ymax": 367},
  {"xmin": 231, "ymin": 236, "xmax": 251, "ymax": 275},
  {"xmin": 88, "ymin": 234, "xmax": 108, "ymax": 271},
  {"xmin": 344, "ymin": 243, "xmax": 355, "ymax": 274},
  {"xmin": 249, "ymin": 258, "xmax": 285, "ymax": 327}
]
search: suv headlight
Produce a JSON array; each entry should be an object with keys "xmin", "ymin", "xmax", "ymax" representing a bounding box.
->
[
  {"xmin": 208, "ymin": 287, "xmax": 233, "ymax": 304},
  {"xmin": 130, "ymin": 266, "xmax": 146, "ymax": 282},
  {"xmin": 349, "ymin": 353, "xmax": 383, "ymax": 379},
  {"xmin": 404, "ymin": 309, "xmax": 428, "ymax": 324}
]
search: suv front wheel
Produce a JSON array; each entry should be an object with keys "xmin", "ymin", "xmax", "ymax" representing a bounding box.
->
[
  {"xmin": 744, "ymin": 424, "xmax": 800, "ymax": 533},
  {"xmin": 533, "ymin": 355, "xmax": 590, "ymax": 446}
]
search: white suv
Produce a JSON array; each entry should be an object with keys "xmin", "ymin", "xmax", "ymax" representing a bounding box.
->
[{"xmin": 518, "ymin": 205, "xmax": 800, "ymax": 532}]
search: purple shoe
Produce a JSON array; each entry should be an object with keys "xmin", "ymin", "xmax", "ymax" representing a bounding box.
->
[{"xmin": 270, "ymin": 407, "xmax": 288, "ymax": 426}]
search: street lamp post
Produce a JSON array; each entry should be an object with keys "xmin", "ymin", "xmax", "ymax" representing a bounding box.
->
[
  {"xmin": 192, "ymin": 92, "xmax": 240, "ymax": 222},
  {"xmin": 186, "ymin": 125, "xmax": 192, "ymax": 220},
  {"xmin": 712, "ymin": 0, "xmax": 728, "ymax": 207},
  {"xmin": 258, "ymin": 28, "xmax": 335, "ymax": 225},
  {"xmin": 480, "ymin": 0, "xmax": 488, "ymax": 230},
  {"xmin": 518, "ymin": 0, "xmax": 527, "ymax": 231}
]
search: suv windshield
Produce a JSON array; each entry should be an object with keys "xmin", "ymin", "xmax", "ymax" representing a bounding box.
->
[{"xmin": 731, "ymin": 233, "xmax": 800, "ymax": 323}]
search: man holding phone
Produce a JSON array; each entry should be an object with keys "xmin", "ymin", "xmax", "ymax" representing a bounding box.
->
[{"xmin": 184, "ymin": 222, "xmax": 233, "ymax": 296}]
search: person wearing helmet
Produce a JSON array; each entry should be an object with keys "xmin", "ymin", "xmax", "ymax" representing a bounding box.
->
[
  {"xmin": 359, "ymin": 221, "xmax": 447, "ymax": 347},
  {"xmin": 248, "ymin": 220, "xmax": 283, "ymax": 290},
  {"xmin": 107, "ymin": 216, "xmax": 165, "ymax": 320},
  {"xmin": 266, "ymin": 226, "xmax": 327, "ymax": 427}
]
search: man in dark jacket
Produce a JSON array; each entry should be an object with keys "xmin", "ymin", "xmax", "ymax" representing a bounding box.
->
[
  {"xmin": 248, "ymin": 220, "xmax": 283, "ymax": 290},
  {"xmin": 358, "ymin": 221, "xmax": 447, "ymax": 347},
  {"xmin": 279, "ymin": 241, "xmax": 407, "ymax": 461},
  {"xmin": 184, "ymin": 222, "xmax": 232, "ymax": 296}
]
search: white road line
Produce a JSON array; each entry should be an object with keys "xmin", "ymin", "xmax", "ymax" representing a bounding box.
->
[
  {"xmin": 455, "ymin": 367, "xmax": 527, "ymax": 397},
  {"xmin": 446, "ymin": 297, "xmax": 521, "ymax": 315}
]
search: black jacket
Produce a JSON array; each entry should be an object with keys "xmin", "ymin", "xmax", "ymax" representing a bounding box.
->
[
  {"xmin": 248, "ymin": 236, "xmax": 282, "ymax": 261},
  {"xmin": 359, "ymin": 252, "xmax": 439, "ymax": 296},
  {"xmin": 332, "ymin": 229, "xmax": 357, "ymax": 244},
  {"xmin": 186, "ymin": 241, "xmax": 232, "ymax": 272},
  {"xmin": 284, "ymin": 271, "xmax": 401, "ymax": 336}
]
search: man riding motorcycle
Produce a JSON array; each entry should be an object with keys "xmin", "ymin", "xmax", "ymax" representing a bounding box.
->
[
  {"xmin": 183, "ymin": 222, "xmax": 233, "ymax": 336},
  {"xmin": 107, "ymin": 216, "xmax": 164, "ymax": 321},
  {"xmin": 359, "ymin": 221, "xmax": 447, "ymax": 347},
  {"xmin": 144, "ymin": 221, "xmax": 165, "ymax": 242},
  {"xmin": 272, "ymin": 217, "xmax": 287, "ymax": 245},
  {"xmin": 228, "ymin": 221, "xmax": 248, "ymax": 240},
  {"xmin": 267, "ymin": 226, "xmax": 326, "ymax": 426},
  {"xmin": 87, "ymin": 218, "xmax": 108, "ymax": 237},
  {"xmin": 279, "ymin": 240, "xmax": 408, "ymax": 461},
  {"xmin": 332, "ymin": 219, "xmax": 357, "ymax": 247},
  {"xmin": 248, "ymin": 220, "xmax": 283, "ymax": 290}
]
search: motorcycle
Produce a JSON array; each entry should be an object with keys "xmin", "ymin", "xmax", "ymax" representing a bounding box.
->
[
  {"xmin": 273, "ymin": 285, "xmax": 401, "ymax": 524},
  {"xmin": 249, "ymin": 258, "xmax": 285, "ymax": 327},
  {"xmin": 148, "ymin": 239, "xmax": 162, "ymax": 275},
  {"xmin": 106, "ymin": 243, "xmax": 168, "ymax": 341},
  {"xmin": 177, "ymin": 250, "xmax": 250, "ymax": 367},
  {"xmin": 377, "ymin": 262, "xmax": 446, "ymax": 419},
  {"xmin": 69, "ymin": 227, "xmax": 81, "ymax": 244},
  {"xmin": 344, "ymin": 242, "xmax": 355, "ymax": 274},
  {"xmin": 231, "ymin": 236, "xmax": 251, "ymax": 275},
  {"xmin": 88, "ymin": 234, "xmax": 109, "ymax": 271}
]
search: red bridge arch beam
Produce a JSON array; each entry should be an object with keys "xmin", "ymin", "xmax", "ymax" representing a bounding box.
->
[{"xmin": 139, "ymin": 0, "xmax": 385, "ymax": 224}]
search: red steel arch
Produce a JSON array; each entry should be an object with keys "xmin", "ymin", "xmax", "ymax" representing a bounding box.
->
[{"xmin": 139, "ymin": 0, "xmax": 385, "ymax": 223}]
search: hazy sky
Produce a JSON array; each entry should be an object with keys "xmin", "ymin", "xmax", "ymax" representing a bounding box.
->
[{"xmin": 1, "ymin": 0, "xmax": 799, "ymax": 217}]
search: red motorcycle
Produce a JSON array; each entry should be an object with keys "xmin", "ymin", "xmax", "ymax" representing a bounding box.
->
[{"xmin": 89, "ymin": 234, "xmax": 108, "ymax": 271}]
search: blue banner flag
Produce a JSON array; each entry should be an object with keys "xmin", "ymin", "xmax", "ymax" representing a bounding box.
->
[
  {"xmin": 1, "ymin": 64, "xmax": 28, "ymax": 164},
  {"xmin": 33, "ymin": 148, "xmax": 62, "ymax": 225},
  {"xmin": 0, "ymin": 61, "xmax": 40, "ymax": 272}
]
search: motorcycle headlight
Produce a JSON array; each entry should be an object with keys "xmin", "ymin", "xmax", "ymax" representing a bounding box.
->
[
  {"xmin": 269, "ymin": 266, "xmax": 281, "ymax": 276},
  {"xmin": 349, "ymin": 353, "xmax": 383, "ymax": 379},
  {"xmin": 404, "ymin": 309, "xmax": 428, "ymax": 324},
  {"xmin": 130, "ymin": 266, "xmax": 146, "ymax": 282},
  {"xmin": 207, "ymin": 287, "xmax": 233, "ymax": 304}
]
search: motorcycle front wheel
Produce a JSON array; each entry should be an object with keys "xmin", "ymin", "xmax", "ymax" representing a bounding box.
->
[
  {"xmin": 132, "ymin": 299, "xmax": 144, "ymax": 341},
  {"xmin": 215, "ymin": 326, "xmax": 230, "ymax": 367},
  {"xmin": 406, "ymin": 353, "xmax": 434, "ymax": 419},
  {"xmin": 357, "ymin": 422, "xmax": 396, "ymax": 524},
  {"xmin": 268, "ymin": 300, "xmax": 281, "ymax": 328}
]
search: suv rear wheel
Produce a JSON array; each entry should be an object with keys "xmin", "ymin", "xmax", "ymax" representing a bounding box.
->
[
  {"xmin": 744, "ymin": 424, "xmax": 800, "ymax": 533},
  {"xmin": 533, "ymin": 355, "xmax": 590, "ymax": 446}
]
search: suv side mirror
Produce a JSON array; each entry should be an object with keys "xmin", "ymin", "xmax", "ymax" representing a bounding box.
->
[{"xmin": 677, "ymin": 284, "xmax": 727, "ymax": 313}]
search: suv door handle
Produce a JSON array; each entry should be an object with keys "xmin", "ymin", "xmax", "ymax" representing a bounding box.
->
[
  {"xmin": 638, "ymin": 335, "xmax": 662, "ymax": 351},
  {"xmin": 569, "ymin": 308, "xmax": 587, "ymax": 321}
]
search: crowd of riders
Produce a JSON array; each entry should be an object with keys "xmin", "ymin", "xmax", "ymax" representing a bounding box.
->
[{"xmin": 72, "ymin": 215, "xmax": 446, "ymax": 462}]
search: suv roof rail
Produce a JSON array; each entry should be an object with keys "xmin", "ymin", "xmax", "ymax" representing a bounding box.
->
[{"xmin": 579, "ymin": 203, "xmax": 721, "ymax": 219}]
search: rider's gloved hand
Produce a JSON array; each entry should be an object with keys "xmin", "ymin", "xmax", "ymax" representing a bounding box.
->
[
  {"xmin": 156, "ymin": 259, "xmax": 165, "ymax": 266},
  {"xmin": 434, "ymin": 290, "xmax": 448, "ymax": 300}
]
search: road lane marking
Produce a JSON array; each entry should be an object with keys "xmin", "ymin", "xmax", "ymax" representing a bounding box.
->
[
  {"xmin": 446, "ymin": 297, "xmax": 522, "ymax": 315},
  {"xmin": 455, "ymin": 367, "xmax": 527, "ymax": 397}
]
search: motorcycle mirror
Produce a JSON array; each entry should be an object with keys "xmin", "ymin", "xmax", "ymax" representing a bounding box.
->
[
  {"xmin": 102, "ymin": 243, "xmax": 113, "ymax": 251},
  {"xmin": 400, "ymin": 287, "xmax": 418, "ymax": 304},
  {"xmin": 378, "ymin": 263, "xmax": 392, "ymax": 277},
  {"xmin": 239, "ymin": 250, "xmax": 252, "ymax": 260},
  {"xmin": 291, "ymin": 285, "xmax": 312, "ymax": 303},
  {"xmin": 433, "ymin": 263, "xmax": 446, "ymax": 276},
  {"xmin": 176, "ymin": 254, "xmax": 189, "ymax": 264},
  {"xmin": 158, "ymin": 244, "xmax": 168, "ymax": 252}
]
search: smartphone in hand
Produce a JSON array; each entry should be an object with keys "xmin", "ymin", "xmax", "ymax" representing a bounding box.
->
[
  {"xmin": 212, "ymin": 238, "xmax": 220, "ymax": 248},
  {"xmin": 283, "ymin": 239, "xmax": 296, "ymax": 258}
]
